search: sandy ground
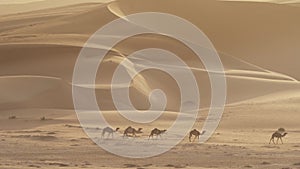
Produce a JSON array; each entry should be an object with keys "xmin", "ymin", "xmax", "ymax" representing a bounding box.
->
[
  {"xmin": 1, "ymin": 100, "xmax": 300, "ymax": 169},
  {"xmin": 0, "ymin": 0, "xmax": 299, "ymax": 169}
]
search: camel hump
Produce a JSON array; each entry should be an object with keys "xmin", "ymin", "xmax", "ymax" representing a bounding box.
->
[{"xmin": 125, "ymin": 126, "xmax": 132, "ymax": 130}]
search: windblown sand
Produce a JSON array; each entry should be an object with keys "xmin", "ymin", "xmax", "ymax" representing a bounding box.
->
[{"xmin": 0, "ymin": 0, "xmax": 299, "ymax": 169}]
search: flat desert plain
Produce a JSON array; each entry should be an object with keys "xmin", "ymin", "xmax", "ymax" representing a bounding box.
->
[{"xmin": 0, "ymin": 0, "xmax": 300, "ymax": 169}]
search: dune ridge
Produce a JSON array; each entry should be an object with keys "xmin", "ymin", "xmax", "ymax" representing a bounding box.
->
[
  {"xmin": 0, "ymin": 0, "xmax": 299, "ymax": 111},
  {"xmin": 0, "ymin": 1, "xmax": 300, "ymax": 168}
]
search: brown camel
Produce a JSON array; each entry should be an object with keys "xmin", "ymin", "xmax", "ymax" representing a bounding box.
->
[
  {"xmin": 101, "ymin": 127, "xmax": 120, "ymax": 138},
  {"xmin": 123, "ymin": 126, "xmax": 143, "ymax": 137},
  {"xmin": 269, "ymin": 131, "xmax": 288, "ymax": 144},
  {"xmin": 189, "ymin": 129, "xmax": 206, "ymax": 142},
  {"xmin": 149, "ymin": 128, "xmax": 167, "ymax": 139}
]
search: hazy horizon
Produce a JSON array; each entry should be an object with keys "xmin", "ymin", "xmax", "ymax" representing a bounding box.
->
[
  {"xmin": 0, "ymin": 0, "xmax": 114, "ymax": 16},
  {"xmin": 0, "ymin": 0, "xmax": 299, "ymax": 168},
  {"xmin": 0, "ymin": 0, "xmax": 113, "ymax": 4},
  {"xmin": 1, "ymin": 0, "xmax": 300, "ymax": 5}
]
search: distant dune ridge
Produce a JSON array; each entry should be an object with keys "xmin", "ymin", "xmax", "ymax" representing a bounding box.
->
[
  {"xmin": 0, "ymin": 0, "xmax": 113, "ymax": 15},
  {"xmin": 0, "ymin": 1, "xmax": 299, "ymax": 168},
  {"xmin": 0, "ymin": 0, "xmax": 299, "ymax": 16}
]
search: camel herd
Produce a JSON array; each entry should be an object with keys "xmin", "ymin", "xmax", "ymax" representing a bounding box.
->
[
  {"xmin": 101, "ymin": 126, "xmax": 205, "ymax": 142},
  {"xmin": 101, "ymin": 126, "xmax": 288, "ymax": 144}
]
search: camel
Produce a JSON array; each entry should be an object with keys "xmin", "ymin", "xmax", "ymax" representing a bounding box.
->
[
  {"xmin": 269, "ymin": 131, "xmax": 288, "ymax": 144},
  {"xmin": 189, "ymin": 129, "xmax": 206, "ymax": 142},
  {"xmin": 123, "ymin": 126, "xmax": 143, "ymax": 137},
  {"xmin": 149, "ymin": 128, "xmax": 167, "ymax": 139},
  {"xmin": 101, "ymin": 127, "xmax": 120, "ymax": 139}
]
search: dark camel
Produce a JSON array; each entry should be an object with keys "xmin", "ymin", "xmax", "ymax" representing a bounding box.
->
[
  {"xmin": 123, "ymin": 126, "xmax": 143, "ymax": 137},
  {"xmin": 149, "ymin": 128, "xmax": 167, "ymax": 139},
  {"xmin": 189, "ymin": 129, "xmax": 206, "ymax": 142},
  {"xmin": 269, "ymin": 131, "xmax": 288, "ymax": 144}
]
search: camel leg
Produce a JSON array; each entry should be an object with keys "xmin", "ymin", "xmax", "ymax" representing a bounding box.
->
[
  {"xmin": 101, "ymin": 131, "xmax": 105, "ymax": 139},
  {"xmin": 270, "ymin": 137, "xmax": 275, "ymax": 144},
  {"xmin": 276, "ymin": 137, "xmax": 279, "ymax": 144},
  {"xmin": 269, "ymin": 137, "xmax": 274, "ymax": 144},
  {"xmin": 193, "ymin": 136, "xmax": 196, "ymax": 142},
  {"xmin": 280, "ymin": 137, "xmax": 283, "ymax": 144}
]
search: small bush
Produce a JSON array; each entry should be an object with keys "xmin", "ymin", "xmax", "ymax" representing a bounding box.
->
[
  {"xmin": 8, "ymin": 116, "xmax": 16, "ymax": 120},
  {"xmin": 261, "ymin": 161, "xmax": 270, "ymax": 165},
  {"xmin": 40, "ymin": 116, "xmax": 46, "ymax": 121}
]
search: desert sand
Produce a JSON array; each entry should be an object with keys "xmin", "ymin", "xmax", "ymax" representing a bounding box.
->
[{"xmin": 0, "ymin": 0, "xmax": 299, "ymax": 168}]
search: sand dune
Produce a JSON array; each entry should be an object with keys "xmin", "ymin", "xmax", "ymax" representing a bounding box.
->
[
  {"xmin": 0, "ymin": 0, "xmax": 298, "ymax": 118},
  {"xmin": 0, "ymin": 75, "xmax": 73, "ymax": 110},
  {"xmin": 222, "ymin": 0, "xmax": 300, "ymax": 4},
  {"xmin": 0, "ymin": 0, "xmax": 299, "ymax": 111},
  {"xmin": 0, "ymin": 0, "xmax": 112, "ymax": 16},
  {"xmin": 0, "ymin": 0, "xmax": 299, "ymax": 168},
  {"xmin": 109, "ymin": 0, "xmax": 300, "ymax": 79}
]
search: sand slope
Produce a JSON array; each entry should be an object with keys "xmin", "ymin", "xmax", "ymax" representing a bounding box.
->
[
  {"xmin": 0, "ymin": 0, "xmax": 299, "ymax": 168},
  {"xmin": 0, "ymin": 0, "xmax": 299, "ymax": 110}
]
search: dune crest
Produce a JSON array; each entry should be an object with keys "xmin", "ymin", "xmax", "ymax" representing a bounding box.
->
[{"xmin": 0, "ymin": 0, "xmax": 300, "ymax": 168}]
